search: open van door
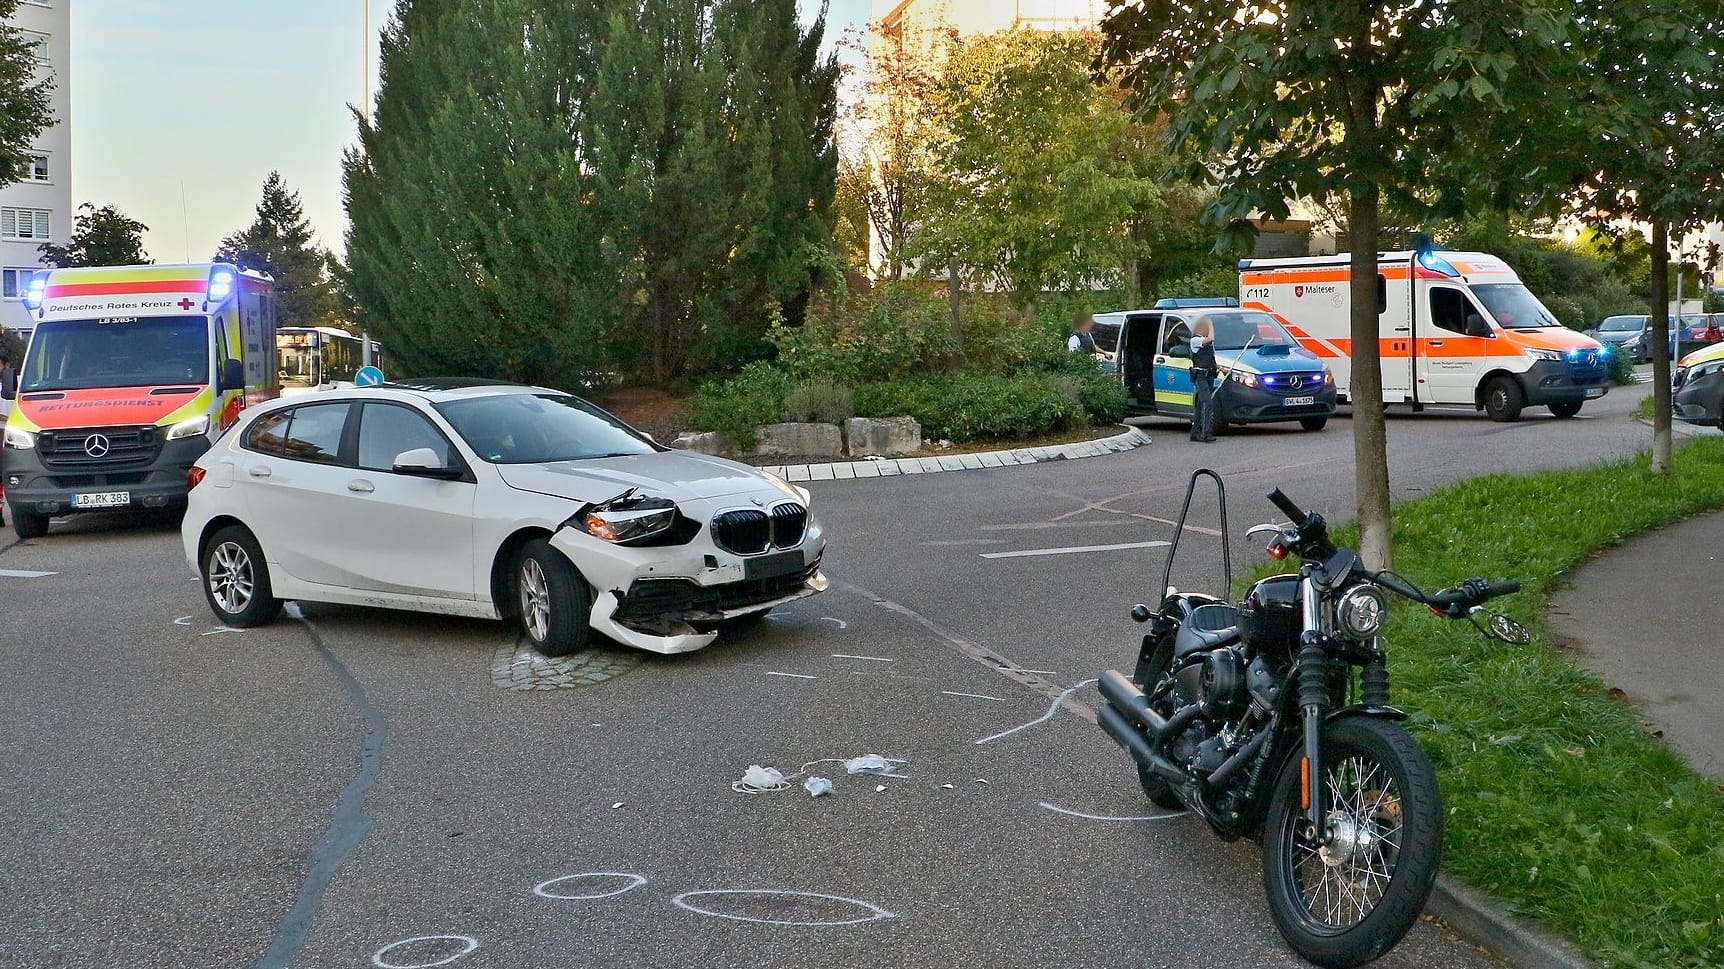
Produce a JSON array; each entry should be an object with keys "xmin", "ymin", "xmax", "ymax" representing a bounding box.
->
[{"xmin": 1151, "ymin": 315, "xmax": 1196, "ymax": 417}]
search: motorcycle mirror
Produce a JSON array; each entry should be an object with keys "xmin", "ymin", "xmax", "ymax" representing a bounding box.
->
[
  {"xmin": 1488, "ymin": 613, "xmax": 1532, "ymax": 646},
  {"xmin": 1130, "ymin": 604, "xmax": 1152, "ymax": 623}
]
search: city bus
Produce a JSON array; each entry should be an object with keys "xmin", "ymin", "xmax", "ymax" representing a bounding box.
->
[{"xmin": 277, "ymin": 326, "xmax": 383, "ymax": 394}]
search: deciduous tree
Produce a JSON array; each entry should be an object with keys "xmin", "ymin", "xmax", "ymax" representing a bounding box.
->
[
  {"xmin": 0, "ymin": 0, "xmax": 53, "ymax": 189},
  {"xmin": 913, "ymin": 30, "xmax": 1156, "ymax": 306},
  {"xmin": 1101, "ymin": 1, "xmax": 1585, "ymax": 568},
  {"xmin": 37, "ymin": 203, "xmax": 149, "ymax": 268},
  {"xmin": 1556, "ymin": 2, "xmax": 1724, "ymax": 474}
]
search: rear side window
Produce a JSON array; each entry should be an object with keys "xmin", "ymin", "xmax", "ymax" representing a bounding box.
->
[{"xmin": 244, "ymin": 403, "xmax": 350, "ymax": 465}]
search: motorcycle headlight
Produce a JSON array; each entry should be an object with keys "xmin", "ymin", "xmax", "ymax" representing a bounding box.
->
[
  {"xmin": 1527, "ymin": 348, "xmax": 1563, "ymax": 362},
  {"xmin": 577, "ymin": 497, "xmax": 678, "ymax": 545},
  {"xmin": 1336, "ymin": 585, "xmax": 1388, "ymax": 640},
  {"xmin": 165, "ymin": 416, "xmax": 211, "ymax": 441},
  {"xmin": 3, "ymin": 425, "xmax": 36, "ymax": 450}
]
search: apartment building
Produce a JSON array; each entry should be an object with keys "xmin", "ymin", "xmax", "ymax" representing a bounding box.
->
[
  {"xmin": 1, "ymin": 0, "xmax": 71, "ymax": 338},
  {"xmin": 873, "ymin": 0, "xmax": 1106, "ymax": 37}
]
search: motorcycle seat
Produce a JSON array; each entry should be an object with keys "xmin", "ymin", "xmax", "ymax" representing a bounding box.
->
[{"xmin": 1174, "ymin": 602, "xmax": 1241, "ymax": 655}]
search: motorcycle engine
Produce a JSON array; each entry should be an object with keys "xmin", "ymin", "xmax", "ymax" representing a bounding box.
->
[{"xmin": 1168, "ymin": 645, "xmax": 1253, "ymax": 772}]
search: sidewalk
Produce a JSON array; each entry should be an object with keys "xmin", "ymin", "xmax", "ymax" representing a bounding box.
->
[{"xmin": 1548, "ymin": 510, "xmax": 1724, "ymax": 780}]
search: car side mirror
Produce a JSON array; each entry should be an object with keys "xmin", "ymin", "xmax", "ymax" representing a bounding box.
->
[
  {"xmin": 219, "ymin": 358, "xmax": 245, "ymax": 392},
  {"xmin": 392, "ymin": 447, "xmax": 464, "ymax": 480},
  {"xmin": 1464, "ymin": 314, "xmax": 1491, "ymax": 337},
  {"xmin": 1168, "ymin": 344, "xmax": 1193, "ymax": 359}
]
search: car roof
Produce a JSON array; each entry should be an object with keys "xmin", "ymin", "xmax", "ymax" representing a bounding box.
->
[{"xmin": 250, "ymin": 380, "xmax": 565, "ymax": 413}]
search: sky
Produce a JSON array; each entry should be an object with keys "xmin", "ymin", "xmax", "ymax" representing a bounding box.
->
[{"xmin": 71, "ymin": 0, "xmax": 871, "ymax": 265}]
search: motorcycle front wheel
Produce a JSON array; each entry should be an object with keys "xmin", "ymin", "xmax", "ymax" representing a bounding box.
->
[{"xmin": 1262, "ymin": 717, "xmax": 1443, "ymax": 969}]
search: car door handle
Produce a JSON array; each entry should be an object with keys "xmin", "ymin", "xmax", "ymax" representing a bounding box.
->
[
  {"xmin": 1430, "ymin": 340, "xmax": 1444, "ymax": 347},
  {"xmin": 248, "ymin": 466, "xmax": 272, "ymax": 478},
  {"xmin": 1154, "ymin": 356, "xmax": 1166, "ymax": 364},
  {"xmin": 347, "ymin": 480, "xmax": 375, "ymax": 494}
]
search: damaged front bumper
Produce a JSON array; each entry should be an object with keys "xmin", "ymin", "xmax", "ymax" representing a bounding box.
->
[{"xmin": 549, "ymin": 517, "xmax": 828, "ymax": 655}]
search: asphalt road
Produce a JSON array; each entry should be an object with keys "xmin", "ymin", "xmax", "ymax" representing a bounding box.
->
[{"xmin": 0, "ymin": 381, "xmax": 1671, "ymax": 969}]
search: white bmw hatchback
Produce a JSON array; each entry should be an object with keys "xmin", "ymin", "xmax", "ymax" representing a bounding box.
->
[{"xmin": 181, "ymin": 380, "xmax": 826, "ymax": 655}]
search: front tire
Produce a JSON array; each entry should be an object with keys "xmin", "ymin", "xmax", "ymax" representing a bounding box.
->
[
  {"xmin": 201, "ymin": 526, "xmax": 283, "ymax": 627},
  {"xmin": 1549, "ymin": 401, "xmax": 1583, "ymax": 418},
  {"xmin": 1262, "ymin": 717, "xmax": 1442, "ymax": 969},
  {"xmin": 10, "ymin": 503, "xmax": 48, "ymax": 540},
  {"xmin": 1299, "ymin": 417, "xmax": 1329, "ymax": 432},
  {"xmin": 516, "ymin": 538, "xmax": 591, "ymax": 657},
  {"xmin": 1483, "ymin": 376, "xmax": 1524, "ymax": 422}
]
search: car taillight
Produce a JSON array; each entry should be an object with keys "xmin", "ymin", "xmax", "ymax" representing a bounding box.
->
[{"xmin": 187, "ymin": 466, "xmax": 207, "ymax": 490}]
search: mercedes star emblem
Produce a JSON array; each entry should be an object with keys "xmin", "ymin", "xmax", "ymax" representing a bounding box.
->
[{"xmin": 83, "ymin": 434, "xmax": 112, "ymax": 458}]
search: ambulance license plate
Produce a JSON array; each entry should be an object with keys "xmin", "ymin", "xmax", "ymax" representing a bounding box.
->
[
  {"xmin": 1284, "ymin": 396, "xmax": 1315, "ymax": 406},
  {"xmin": 72, "ymin": 491, "xmax": 130, "ymax": 509},
  {"xmin": 1585, "ymin": 387, "xmax": 1605, "ymax": 398}
]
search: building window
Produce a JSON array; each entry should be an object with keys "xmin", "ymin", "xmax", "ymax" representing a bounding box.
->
[
  {"xmin": 25, "ymin": 154, "xmax": 49, "ymax": 183},
  {"xmin": 21, "ymin": 31, "xmax": 48, "ymax": 65},
  {"xmin": 3, "ymin": 268, "xmax": 39, "ymax": 300},
  {"xmin": 1, "ymin": 207, "xmax": 52, "ymax": 242}
]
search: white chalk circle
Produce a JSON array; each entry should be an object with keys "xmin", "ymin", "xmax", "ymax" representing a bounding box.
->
[
  {"xmin": 372, "ymin": 935, "xmax": 478, "ymax": 969},
  {"xmin": 672, "ymin": 889, "xmax": 897, "ymax": 927},
  {"xmin": 533, "ymin": 872, "xmax": 648, "ymax": 900}
]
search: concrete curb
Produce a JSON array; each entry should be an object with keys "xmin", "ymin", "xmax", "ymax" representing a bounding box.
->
[
  {"xmin": 1428, "ymin": 876, "xmax": 1593, "ymax": 969},
  {"xmin": 758, "ymin": 425, "xmax": 1152, "ymax": 483}
]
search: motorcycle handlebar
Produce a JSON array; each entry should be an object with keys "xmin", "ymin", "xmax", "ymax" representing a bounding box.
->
[
  {"xmin": 1385, "ymin": 576, "xmax": 1521, "ymax": 616},
  {"xmin": 1266, "ymin": 488, "xmax": 1306, "ymax": 524}
]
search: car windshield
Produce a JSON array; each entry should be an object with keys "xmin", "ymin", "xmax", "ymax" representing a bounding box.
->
[
  {"xmin": 1203, "ymin": 311, "xmax": 1297, "ymax": 351},
  {"xmin": 436, "ymin": 393, "xmax": 656, "ymax": 464},
  {"xmin": 1599, "ymin": 317, "xmax": 1643, "ymax": 332},
  {"xmin": 1471, "ymin": 284, "xmax": 1563, "ymax": 328},
  {"xmin": 20, "ymin": 315, "xmax": 211, "ymax": 391}
]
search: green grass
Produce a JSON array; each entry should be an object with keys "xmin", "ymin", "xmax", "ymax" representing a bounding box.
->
[
  {"xmin": 1251, "ymin": 439, "xmax": 1724, "ymax": 968},
  {"xmin": 1633, "ymin": 393, "xmax": 1655, "ymax": 421}
]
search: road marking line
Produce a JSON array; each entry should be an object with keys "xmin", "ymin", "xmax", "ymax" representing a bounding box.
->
[
  {"xmin": 765, "ymin": 671, "xmax": 816, "ymax": 680},
  {"xmin": 999, "ymin": 667, "xmax": 1058, "ymax": 675},
  {"xmin": 980, "ymin": 520, "xmax": 1120, "ymax": 531},
  {"xmin": 832, "ymin": 653, "xmax": 892, "ymax": 662},
  {"xmin": 942, "ymin": 690, "xmax": 1007, "ymax": 702},
  {"xmin": 920, "ymin": 539, "xmax": 1008, "ymax": 546},
  {"xmin": 0, "ymin": 568, "xmax": 56, "ymax": 578},
  {"xmin": 980, "ymin": 541, "xmax": 1171, "ymax": 559},
  {"xmin": 1037, "ymin": 801, "xmax": 1184, "ymax": 822},
  {"xmin": 975, "ymin": 678, "xmax": 1099, "ymax": 745}
]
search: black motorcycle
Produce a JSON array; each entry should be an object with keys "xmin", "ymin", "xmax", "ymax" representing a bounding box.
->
[{"xmin": 1096, "ymin": 472, "xmax": 1528, "ymax": 968}]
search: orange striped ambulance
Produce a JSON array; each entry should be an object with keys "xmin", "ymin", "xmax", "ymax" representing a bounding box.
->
[
  {"xmin": 1238, "ymin": 250, "xmax": 1610, "ymax": 423},
  {"xmin": 1, "ymin": 264, "xmax": 277, "ymax": 539}
]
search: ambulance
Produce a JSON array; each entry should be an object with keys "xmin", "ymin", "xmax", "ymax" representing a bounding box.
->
[
  {"xmin": 1, "ymin": 264, "xmax": 278, "ymax": 539},
  {"xmin": 1238, "ymin": 250, "xmax": 1611, "ymax": 421}
]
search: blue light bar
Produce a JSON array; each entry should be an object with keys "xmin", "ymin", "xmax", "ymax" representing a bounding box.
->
[
  {"xmin": 21, "ymin": 271, "xmax": 47, "ymax": 310},
  {"xmin": 1416, "ymin": 249, "xmax": 1459, "ymax": 277},
  {"xmin": 207, "ymin": 267, "xmax": 236, "ymax": 303}
]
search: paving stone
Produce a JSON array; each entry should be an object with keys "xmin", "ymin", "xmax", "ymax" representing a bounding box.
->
[
  {"xmin": 977, "ymin": 451, "xmax": 1004, "ymax": 468},
  {"xmin": 853, "ymin": 461, "xmax": 880, "ymax": 478},
  {"xmin": 831, "ymin": 463, "xmax": 855, "ymax": 480},
  {"xmin": 810, "ymin": 464, "xmax": 835, "ymax": 481},
  {"xmin": 787, "ymin": 466, "xmax": 811, "ymax": 482},
  {"xmin": 897, "ymin": 459, "xmax": 923, "ymax": 474},
  {"xmin": 956, "ymin": 454, "xmax": 982, "ymax": 470}
]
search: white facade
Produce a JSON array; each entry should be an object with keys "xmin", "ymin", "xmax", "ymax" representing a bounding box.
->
[
  {"xmin": 1, "ymin": 0, "xmax": 71, "ymax": 338},
  {"xmin": 872, "ymin": 0, "xmax": 1106, "ymax": 36}
]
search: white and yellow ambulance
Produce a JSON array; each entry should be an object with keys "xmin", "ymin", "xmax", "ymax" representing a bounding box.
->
[
  {"xmin": 1239, "ymin": 250, "xmax": 1610, "ymax": 422},
  {"xmin": 1, "ymin": 264, "xmax": 277, "ymax": 539}
]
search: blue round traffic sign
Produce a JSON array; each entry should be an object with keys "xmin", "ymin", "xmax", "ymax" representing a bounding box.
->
[{"xmin": 354, "ymin": 365, "xmax": 385, "ymax": 387}]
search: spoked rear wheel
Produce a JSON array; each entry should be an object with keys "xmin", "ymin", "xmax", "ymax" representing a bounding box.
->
[{"xmin": 1262, "ymin": 717, "xmax": 1442, "ymax": 969}]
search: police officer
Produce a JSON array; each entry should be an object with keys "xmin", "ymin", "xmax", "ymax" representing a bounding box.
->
[
  {"xmin": 1189, "ymin": 317, "xmax": 1217, "ymax": 443},
  {"xmin": 1068, "ymin": 316, "xmax": 1099, "ymax": 357}
]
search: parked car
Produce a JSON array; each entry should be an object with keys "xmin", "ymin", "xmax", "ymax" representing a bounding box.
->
[
  {"xmin": 1591, "ymin": 314, "xmax": 1650, "ymax": 363},
  {"xmin": 181, "ymin": 380, "xmax": 826, "ymax": 655},
  {"xmin": 1674, "ymin": 343, "xmax": 1724, "ymax": 427}
]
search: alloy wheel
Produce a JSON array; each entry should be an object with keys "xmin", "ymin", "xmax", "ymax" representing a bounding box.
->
[
  {"xmin": 209, "ymin": 541, "xmax": 255, "ymax": 615},
  {"xmin": 520, "ymin": 557, "xmax": 551, "ymax": 643}
]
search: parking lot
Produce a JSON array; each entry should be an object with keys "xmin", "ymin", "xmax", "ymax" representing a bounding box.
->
[{"xmin": 0, "ymin": 380, "xmax": 1675, "ymax": 969}]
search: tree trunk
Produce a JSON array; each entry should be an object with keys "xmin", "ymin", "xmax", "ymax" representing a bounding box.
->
[
  {"xmin": 1650, "ymin": 220, "xmax": 1673, "ymax": 475},
  {"xmin": 1348, "ymin": 183, "xmax": 1393, "ymax": 570}
]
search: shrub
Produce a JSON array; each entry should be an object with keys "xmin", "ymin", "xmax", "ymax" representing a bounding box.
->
[
  {"xmin": 1605, "ymin": 347, "xmax": 1637, "ymax": 386},
  {"xmin": 687, "ymin": 362, "xmax": 792, "ymax": 450},
  {"xmin": 773, "ymin": 280, "xmax": 959, "ymax": 384},
  {"xmin": 782, "ymin": 380, "xmax": 854, "ymax": 424},
  {"xmin": 1154, "ymin": 265, "xmax": 1240, "ymax": 302},
  {"xmin": 854, "ymin": 369, "xmax": 1120, "ymax": 443}
]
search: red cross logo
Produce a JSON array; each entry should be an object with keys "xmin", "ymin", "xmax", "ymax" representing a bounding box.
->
[{"xmin": 177, "ymin": 298, "xmax": 196, "ymax": 310}]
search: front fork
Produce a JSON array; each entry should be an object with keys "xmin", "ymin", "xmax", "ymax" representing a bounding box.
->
[{"xmin": 1297, "ymin": 576, "xmax": 1328, "ymax": 840}]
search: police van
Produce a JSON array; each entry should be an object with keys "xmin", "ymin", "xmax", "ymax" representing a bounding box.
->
[
  {"xmin": 1093, "ymin": 298, "xmax": 1338, "ymax": 431},
  {"xmin": 1239, "ymin": 250, "xmax": 1610, "ymax": 421}
]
